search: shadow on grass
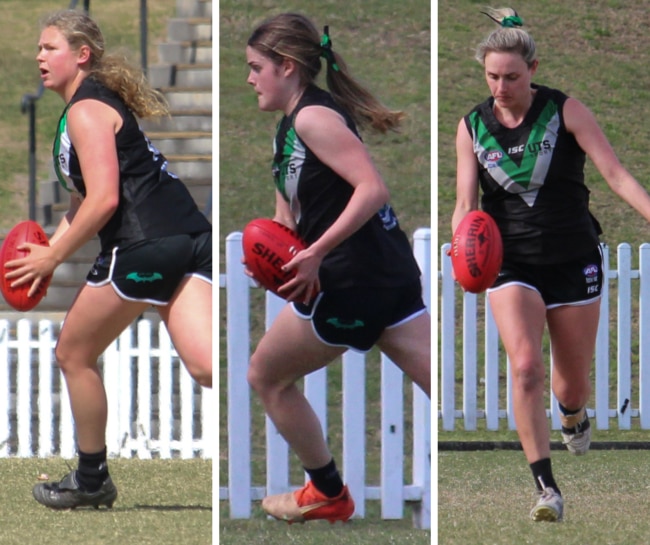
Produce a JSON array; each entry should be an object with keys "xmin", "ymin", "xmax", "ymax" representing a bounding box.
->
[{"xmin": 130, "ymin": 504, "xmax": 212, "ymax": 512}]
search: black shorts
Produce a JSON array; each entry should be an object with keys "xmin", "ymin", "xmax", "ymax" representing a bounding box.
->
[
  {"xmin": 292, "ymin": 281, "xmax": 427, "ymax": 352},
  {"xmin": 489, "ymin": 246, "xmax": 603, "ymax": 308},
  {"xmin": 86, "ymin": 231, "xmax": 212, "ymax": 305}
]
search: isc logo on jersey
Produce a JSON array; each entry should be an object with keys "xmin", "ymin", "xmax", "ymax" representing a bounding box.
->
[{"xmin": 483, "ymin": 150, "xmax": 503, "ymax": 168}]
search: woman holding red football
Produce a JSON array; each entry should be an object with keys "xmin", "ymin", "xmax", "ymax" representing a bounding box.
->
[
  {"xmin": 5, "ymin": 9, "xmax": 212, "ymax": 509},
  {"xmin": 244, "ymin": 12, "xmax": 431, "ymax": 524},
  {"xmin": 452, "ymin": 7, "xmax": 650, "ymax": 522}
]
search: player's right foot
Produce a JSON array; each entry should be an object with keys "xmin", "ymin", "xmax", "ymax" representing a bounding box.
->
[
  {"xmin": 32, "ymin": 470, "xmax": 117, "ymax": 510},
  {"xmin": 262, "ymin": 480, "xmax": 354, "ymax": 523},
  {"xmin": 530, "ymin": 487, "xmax": 563, "ymax": 522},
  {"xmin": 560, "ymin": 407, "xmax": 591, "ymax": 455}
]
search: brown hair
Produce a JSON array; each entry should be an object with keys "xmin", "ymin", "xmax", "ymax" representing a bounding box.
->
[
  {"xmin": 248, "ymin": 12, "xmax": 404, "ymax": 133},
  {"xmin": 43, "ymin": 9, "xmax": 169, "ymax": 118}
]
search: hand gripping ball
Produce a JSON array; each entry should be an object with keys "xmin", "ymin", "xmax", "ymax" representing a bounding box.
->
[
  {"xmin": 242, "ymin": 218, "xmax": 306, "ymax": 297},
  {"xmin": 0, "ymin": 220, "xmax": 52, "ymax": 311}
]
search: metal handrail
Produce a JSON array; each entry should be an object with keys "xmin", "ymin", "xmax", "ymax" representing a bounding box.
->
[{"xmin": 20, "ymin": 0, "xmax": 149, "ymax": 222}]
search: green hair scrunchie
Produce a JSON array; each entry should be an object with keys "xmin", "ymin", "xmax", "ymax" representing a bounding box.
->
[
  {"xmin": 320, "ymin": 25, "xmax": 340, "ymax": 72},
  {"xmin": 481, "ymin": 11, "xmax": 524, "ymax": 28},
  {"xmin": 501, "ymin": 15, "xmax": 523, "ymax": 28}
]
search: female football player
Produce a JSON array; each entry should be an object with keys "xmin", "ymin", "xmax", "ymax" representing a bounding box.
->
[
  {"xmin": 452, "ymin": 7, "xmax": 650, "ymax": 521},
  {"xmin": 244, "ymin": 12, "xmax": 431, "ymax": 524},
  {"xmin": 8, "ymin": 9, "xmax": 212, "ymax": 509}
]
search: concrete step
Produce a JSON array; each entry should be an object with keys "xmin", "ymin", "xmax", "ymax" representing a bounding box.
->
[
  {"xmin": 148, "ymin": 62, "xmax": 212, "ymax": 88},
  {"xmin": 166, "ymin": 154, "xmax": 212, "ymax": 180},
  {"xmin": 158, "ymin": 40, "xmax": 212, "ymax": 64},
  {"xmin": 141, "ymin": 109, "xmax": 212, "ymax": 132},
  {"xmin": 147, "ymin": 130, "xmax": 211, "ymax": 156},
  {"xmin": 168, "ymin": 17, "xmax": 212, "ymax": 42},
  {"xmin": 162, "ymin": 87, "xmax": 211, "ymax": 110},
  {"xmin": 176, "ymin": 0, "xmax": 211, "ymax": 18}
]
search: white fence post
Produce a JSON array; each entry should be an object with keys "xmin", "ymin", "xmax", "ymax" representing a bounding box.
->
[
  {"xmin": 225, "ymin": 231, "xmax": 253, "ymax": 517},
  {"xmin": 137, "ymin": 319, "xmax": 153, "ymax": 460},
  {"xmin": 484, "ymin": 299, "xmax": 500, "ymax": 430},
  {"xmin": 158, "ymin": 324, "xmax": 174, "ymax": 460},
  {"xmin": 617, "ymin": 244, "xmax": 632, "ymax": 430},
  {"xmin": 0, "ymin": 320, "xmax": 9, "ymax": 458},
  {"xmin": 411, "ymin": 227, "xmax": 431, "ymax": 530},
  {"xmin": 37, "ymin": 320, "xmax": 54, "ymax": 457},
  {"xmin": 440, "ymin": 243, "xmax": 456, "ymax": 431},
  {"xmin": 342, "ymin": 350, "xmax": 366, "ymax": 518},
  {"xmin": 595, "ymin": 244, "xmax": 611, "ymax": 429},
  {"xmin": 640, "ymin": 244, "xmax": 650, "ymax": 428}
]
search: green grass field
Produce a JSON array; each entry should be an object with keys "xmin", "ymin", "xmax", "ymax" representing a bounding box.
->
[
  {"xmin": 218, "ymin": 0, "xmax": 431, "ymax": 541},
  {"xmin": 439, "ymin": 449, "xmax": 650, "ymax": 545},
  {"xmin": 0, "ymin": 458, "xmax": 211, "ymax": 545}
]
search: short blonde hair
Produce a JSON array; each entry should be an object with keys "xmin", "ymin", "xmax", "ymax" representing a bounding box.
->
[{"xmin": 475, "ymin": 7, "xmax": 537, "ymax": 67}]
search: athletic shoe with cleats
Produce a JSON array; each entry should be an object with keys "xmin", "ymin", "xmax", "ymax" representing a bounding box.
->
[
  {"xmin": 530, "ymin": 487, "xmax": 563, "ymax": 522},
  {"xmin": 560, "ymin": 407, "xmax": 591, "ymax": 455},
  {"xmin": 262, "ymin": 480, "xmax": 354, "ymax": 524},
  {"xmin": 32, "ymin": 471, "xmax": 117, "ymax": 510}
]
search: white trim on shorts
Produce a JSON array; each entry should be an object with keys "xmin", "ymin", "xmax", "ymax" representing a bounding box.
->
[
  {"xmin": 487, "ymin": 280, "xmax": 602, "ymax": 310},
  {"xmin": 290, "ymin": 292, "xmax": 368, "ymax": 354},
  {"xmin": 385, "ymin": 307, "xmax": 428, "ymax": 329}
]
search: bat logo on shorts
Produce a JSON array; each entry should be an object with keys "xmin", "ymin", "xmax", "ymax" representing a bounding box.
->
[
  {"xmin": 126, "ymin": 272, "xmax": 163, "ymax": 283},
  {"xmin": 326, "ymin": 318, "xmax": 365, "ymax": 330}
]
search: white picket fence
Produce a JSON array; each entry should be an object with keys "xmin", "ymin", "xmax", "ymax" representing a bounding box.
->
[
  {"xmin": 440, "ymin": 241, "xmax": 650, "ymax": 432},
  {"xmin": 220, "ymin": 228, "xmax": 431, "ymax": 529},
  {"xmin": 0, "ymin": 318, "xmax": 212, "ymax": 459}
]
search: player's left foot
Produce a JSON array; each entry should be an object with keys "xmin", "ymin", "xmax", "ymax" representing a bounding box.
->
[
  {"xmin": 32, "ymin": 470, "xmax": 117, "ymax": 510},
  {"xmin": 530, "ymin": 487, "xmax": 563, "ymax": 522},
  {"xmin": 262, "ymin": 480, "xmax": 354, "ymax": 523},
  {"xmin": 560, "ymin": 407, "xmax": 591, "ymax": 455}
]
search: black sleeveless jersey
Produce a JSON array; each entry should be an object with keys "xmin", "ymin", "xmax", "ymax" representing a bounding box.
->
[
  {"xmin": 464, "ymin": 84, "xmax": 601, "ymax": 264},
  {"xmin": 53, "ymin": 77, "xmax": 210, "ymax": 251},
  {"xmin": 272, "ymin": 85, "xmax": 421, "ymax": 290}
]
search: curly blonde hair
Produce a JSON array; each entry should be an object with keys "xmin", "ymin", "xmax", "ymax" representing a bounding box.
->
[{"xmin": 43, "ymin": 9, "xmax": 169, "ymax": 118}]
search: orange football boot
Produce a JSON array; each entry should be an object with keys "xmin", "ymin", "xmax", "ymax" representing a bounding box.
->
[{"xmin": 262, "ymin": 481, "xmax": 355, "ymax": 524}]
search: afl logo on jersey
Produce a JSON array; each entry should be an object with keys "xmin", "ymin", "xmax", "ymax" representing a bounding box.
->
[
  {"xmin": 483, "ymin": 150, "xmax": 503, "ymax": 168},
  {"xmin": 583, "ymin": 264, "xmax": 599, "ymax": 277}
]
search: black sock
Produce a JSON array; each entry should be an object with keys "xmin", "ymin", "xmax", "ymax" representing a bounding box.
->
[
  {"xmin": 558, "ymin": 403, "xmax": 581, "ymax": 416},
  {"xmin": 304, "ymin": 458, "xmax": 344, "ymax": 498},
  {"xmin": 76, "ymin": 447, "xmax": 109, "ymax": 492},
  {"xmin": 530, "ymin": 458, "xmax": 560, "ymax": 495}
]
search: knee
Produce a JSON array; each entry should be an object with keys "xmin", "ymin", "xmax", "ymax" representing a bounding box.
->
[
  {"xmin": 512, "ymin": 358, "xmax": 545, "ymax": 394},
  {"xmin": 554, "ymin": 381, "xmax": 590, "ymax": 409},
  {"xmin": 247, "ymin": 351, "xmax": 282, "ymax": 399},
  {"xmin": 246, "ymin": 353, "xmax": 266, "ymax": 395},
  {"xmin": 54, "ymin": 340, "xmax": 76, "ymax": 375}
]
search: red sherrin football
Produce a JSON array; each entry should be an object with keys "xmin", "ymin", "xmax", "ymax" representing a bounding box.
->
[
  {"xmin": 242, "ymin": 218, "xmax": 306, "ymax": 297},
  {"xmin": 0, "ymin": 220, "xmax": 52, "ymax": 311},
  {"xmin": 451, "ymin": 210, "xmax": 503, "ymax": 294}
]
